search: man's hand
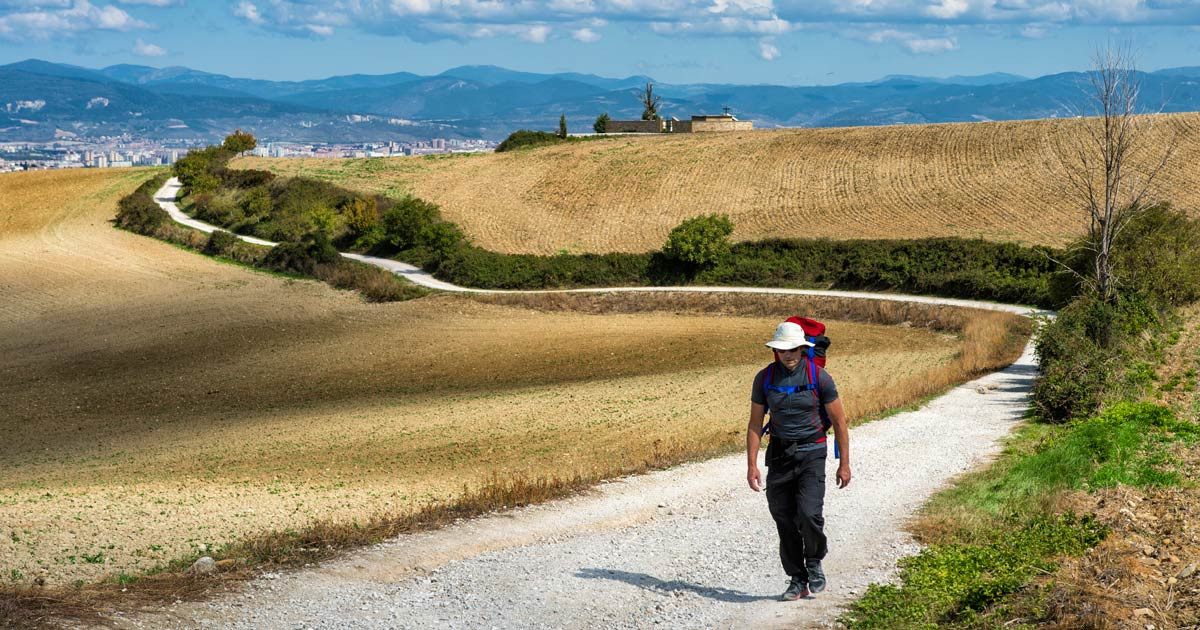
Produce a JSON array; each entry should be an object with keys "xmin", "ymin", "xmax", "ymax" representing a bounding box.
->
[
  {"xmin": 747, "ymin": 465, "xmax": 764, "ymax": 492},
  {"xmin": 836, "ymin": 463, "xmax": 851, "ymax": 489}
]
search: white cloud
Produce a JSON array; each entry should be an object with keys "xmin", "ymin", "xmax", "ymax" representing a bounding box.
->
[
  {"xmin": 774, "ymin": 0, "xmax": 1200, "ymax": 26},
  {"xmin": 213, "ymin": 0, "xmax": 1200, "ymax": 53},
  {"xmin": 650, "ymin": 16, "xmax": 793, "ymax": 35},
  {"xmin": 904, "ymin": 36, "xmax": 957, "ymax": 53},
  {"xmin": 925, "ymin": 0, "xmax": 970, "ymax": 19},
  {"xmin": 303, "ymin": 23, "xmax": 333, "ymax": 36},
  {"xmin": 0, "ymin": 0, "xmax": 149, "ymax": 41},
  {"xmin": 864, "ymin": 27, "xmax": 958, "ymax": 54},
  {"xmin": 231, "ymin": 0, "xmax": 344, "ymax": 37},
  {"xmin": 758, "ymin": 36, "xmax": 780, "ymax": 59},
  {"xmin": 571, "ymin": 26, "xmax": 600, "ymax": 41},
  {"xmin": 233, "ymin": 1, "xmax": 262, "ymax": 25},
  {"xmin": 132, "ymin": 36, "xmax": 164, "ymax": 55},
  {"xmin": 1019, "ymin": 22, "xmax": 1050, "ymax": 38},
  {"xmin": 117, "ymin": 0, "xmax": 181, "ymax": 6},
  {"xmin": 520, "ymin": 24, "xmax": 550, "ymax": 42}
]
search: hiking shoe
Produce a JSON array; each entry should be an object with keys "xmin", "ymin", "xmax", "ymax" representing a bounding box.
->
[
  {"xmin": 806, "ymin": 561, "xmax": 826, "ymax": 593},
  {"xmin": 780, "ymin": 576, "xmax": 809, "ymax": 601}
]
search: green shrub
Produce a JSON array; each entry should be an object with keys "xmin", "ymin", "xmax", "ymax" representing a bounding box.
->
[
  {"xmin": 263, "ymin": 232, "xmax": 339, "ymax": 275},
  {"xmin": 593, "ymin": 113, "xmax": 610, "ymax": 134},
  {"xmin": 174, "ymin": 145, "xmax": 234, "ymax": 193},
  {"xmin": 433, "ymin": 246, "xmax": 649, "ymax": 289},
  {"xmin": 192, "ymin": 191, "xmax": 244, "ymax": 227},
  {"xmin": 380, "ymin": 197, "xmax": 441, "ymax": 250},
  {"xmin": 221, "ymin": 129, "xmax": 256, "ymax": 154},
  {"xmin": 219, "ymin": 168, "xmax": 275, "ymax": 189},
  {"xmin": 312, "ymin": 259, "xmax": 429, "ymax": 302},
  {"xmin": 1033, "ymin": 292, "xmax": 1166, "ymax": 422},
  {"xmin": 114, "ymin": 182, "xmax": 169, "ymax": 233},
  {"xmin": 1049, "ymin": 203, "xmax": 1200, "ymax": 308},
  {"xmin": 204, "ymin": 230, "xmax": 240, "ymax": 256},
  {"xmin": 240, "ymin": 185, "xmax": 273, "ymax": 228},
  {"xmin": 662, "ymin": 214, "xmax": 734, "ymax": 268},
  {"xmin": 495, "ymin": 130, "xmax": 563, "ymax": 152}
]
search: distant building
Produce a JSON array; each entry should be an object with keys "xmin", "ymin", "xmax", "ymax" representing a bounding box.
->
[{"xmin": 605, "ymin": 113, "xmax": 753, "ymax": 134}]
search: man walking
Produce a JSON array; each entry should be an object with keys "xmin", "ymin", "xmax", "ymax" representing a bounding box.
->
[{"xmin": 746, "ymin": 321, "xmax": 852, "ymax": 601}]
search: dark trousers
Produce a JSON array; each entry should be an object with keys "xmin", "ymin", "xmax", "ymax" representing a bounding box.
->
[{"xmin": 765, "ymin": 442, "xmax": 827, "ymax": 580}]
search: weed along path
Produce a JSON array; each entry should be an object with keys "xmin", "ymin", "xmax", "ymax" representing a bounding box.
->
[{"xmin": 123, "ymin": 179, "xmax": 1043, "ymax": 629}]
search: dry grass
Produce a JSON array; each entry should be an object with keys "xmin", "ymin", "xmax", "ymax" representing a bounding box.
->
[
  {"xmin": 0, "ymin": 168, "xmax": 1028, "ymax": 624},
  {"xmin": 234, "ymin": 113, "xmax": 1200, "ymax": 254}
]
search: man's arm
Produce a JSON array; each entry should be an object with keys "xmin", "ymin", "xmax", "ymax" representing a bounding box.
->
[
  {"xmin": 826, "ymin": 398, "xmax": 851, "ymax": 488},
  {"xmin": 746, "ymin": 403, "xmax": 766, "ymax": 491}
]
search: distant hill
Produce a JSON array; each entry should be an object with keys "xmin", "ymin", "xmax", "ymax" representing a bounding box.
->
[
  {"xmin": 233, "ymin": 113, "xmax": 1200, "ymax": 255},
  {"xmin": 3, "ymin": 58, "xmax": 1200, "ymax": 142}
]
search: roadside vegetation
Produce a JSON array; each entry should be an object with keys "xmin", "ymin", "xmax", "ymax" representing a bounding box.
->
[
  {"xmin": 842, "ymin": 49, "xmax": 1200, "ymax": 628},
  {"xmin": 113, "ymin": 137, "xmax": 427, "ymax": 303},
  {"xmin": 494, "ymin": 128, "xmax": 612, "ymax": 152},
  {"xmin": 175, "ymin": 134, "xmax": 1061, "ymax": 308},
  {"xmin": 843, "ymin": 211, "xmax": 1200, "ymax": 627}
]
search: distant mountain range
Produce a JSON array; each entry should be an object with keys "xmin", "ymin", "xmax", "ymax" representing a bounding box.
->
[{"xmin": 3, "ymin": 58, "xmax": 1200, "ymax": 143}]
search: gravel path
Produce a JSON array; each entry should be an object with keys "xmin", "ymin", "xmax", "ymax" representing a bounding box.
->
[
  {"xmin": 114, "ymin": 343, "xmax": 1035, "ymax": 630},
  {"xmin": 119, "ymin": 179, "xmax": 1043, "ymax": 628}
]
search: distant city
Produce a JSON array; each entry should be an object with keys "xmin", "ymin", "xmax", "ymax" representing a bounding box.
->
[{"xmin": 0, "ymin": 137, "xmax": 498, "ymax": 174}]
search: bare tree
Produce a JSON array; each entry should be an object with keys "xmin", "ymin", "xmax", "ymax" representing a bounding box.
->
[
  {"xmin": 639, "ymin": 83, "xmax": 661, "ymax": 121},
  {"xmin": 1056, "ymin": 43, "xmax": 1177, "ymax": 303}
]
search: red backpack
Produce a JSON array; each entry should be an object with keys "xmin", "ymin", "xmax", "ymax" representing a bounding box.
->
[{"xmin": 774, "ymin": 316, "xmax": 830, "ymax": 367}]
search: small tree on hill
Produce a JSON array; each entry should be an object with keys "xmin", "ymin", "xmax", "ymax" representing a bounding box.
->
[
  {"xmin": 558, "ymin": 114, "xmax": 568, "ymax": 139},
  {"xmin": 662, "ymin": 214, "xmax": 734, "ymax": 268},
  {"xmin": 639, "ymin": 83, "xmax": 661, "ymax": 121},
  {"xmin": 1055, "ymin": 43, "xmax": 1177, "ymax": 307},
  {"xmin": 222, "ymin": 129, "xmax": 257, "ymax": 155},
  {"xmin": 593, "ymin": 113, "xmax": 610, "ymax": 134}
]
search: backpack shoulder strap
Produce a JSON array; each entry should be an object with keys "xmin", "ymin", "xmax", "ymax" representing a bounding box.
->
[{"xmin": 762, "ymin": 362, "xmax": 775, "ymax": 411}]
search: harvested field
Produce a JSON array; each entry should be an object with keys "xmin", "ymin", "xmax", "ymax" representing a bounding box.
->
[
  {"xmin": 235, "ymin": 113, "xmax": 1200, "ymax": 254},
  {"xmin": 0, "ymin": 168, "xmax": 1024, "ymax": 594}
]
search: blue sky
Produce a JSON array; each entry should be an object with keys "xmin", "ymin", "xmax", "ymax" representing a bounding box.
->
[{"xmin": 1, "ymin": 1, "xmax": 1199, "ymax": 85}]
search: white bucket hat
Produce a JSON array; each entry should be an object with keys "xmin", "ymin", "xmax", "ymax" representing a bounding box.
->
[{"xmin": 765, "ymin": 321, "xmax": 816, "ymax": 351}]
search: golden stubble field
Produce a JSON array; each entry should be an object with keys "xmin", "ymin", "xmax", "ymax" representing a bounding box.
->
[
  {"xmin": 0, "ymin": 168, "xmax": 1025, "ymax": 589},
  {"xmin": 235, "ymin": 113, "xmax": 1200, "ymax": 254}
]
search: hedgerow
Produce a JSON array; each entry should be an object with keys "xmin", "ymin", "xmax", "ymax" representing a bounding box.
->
[{"xmin": 117, "ymin": 163, "xmax": 426, "ymax": 302}]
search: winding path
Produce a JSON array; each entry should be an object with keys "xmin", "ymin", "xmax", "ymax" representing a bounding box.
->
[{"xmin": 123, "ymin": 180, "xmax": 1045, "ymax": 629}]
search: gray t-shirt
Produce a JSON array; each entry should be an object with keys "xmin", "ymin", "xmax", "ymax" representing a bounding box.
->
[{"xmin": 751, "ymin": 360, "xmax": 839, "ymax": 445}]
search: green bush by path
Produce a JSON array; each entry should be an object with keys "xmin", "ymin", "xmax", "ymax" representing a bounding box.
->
[
  {"xmin": 1033, "ymin": 204, "xmax": 1200, "ymax": 422},
  {"xmin": 114, "ymin": 173, "xmax": 171, "ymax": 233},
  {"xmin": 495, "ymin": 130, "xmax": 563, "ymax": 152},
  {"xmin": 494, "ymin": 129, "xmax": 615, "ymax": 152},
  {"xmin": 662, "ymin": 214, "xmax": 734, "ymax": 268},
  {"xmin": 698, "ymin": 237, "xmax": 1057, "ymax": 307}
]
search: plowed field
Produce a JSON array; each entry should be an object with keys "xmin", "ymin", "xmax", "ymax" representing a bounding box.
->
[
  {"xmin": 235, "ymin": 113, "xmax": 1200, "ymax": 254},
  {"xmin": 0, "ymin": 169, "xmax": 1001, "ymax": 586}
]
